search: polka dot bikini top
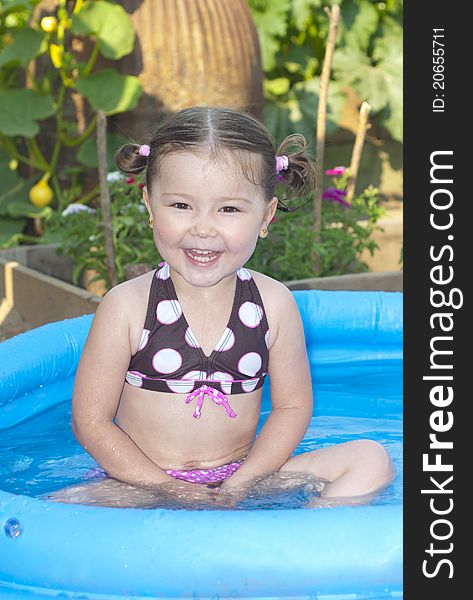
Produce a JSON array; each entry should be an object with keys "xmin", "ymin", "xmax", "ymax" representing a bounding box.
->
[{"xmin": 125, "ymin": 262, "xmax": 270, "ymax": 419}]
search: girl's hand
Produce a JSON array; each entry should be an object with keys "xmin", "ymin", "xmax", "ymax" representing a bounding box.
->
[
  {"xmin": 216, "ymin": 476, "xmax": 261, "ymax": 507},
  {"xmin": 153, "ymin": 479, "xmax": 222, "ymax": 508}
]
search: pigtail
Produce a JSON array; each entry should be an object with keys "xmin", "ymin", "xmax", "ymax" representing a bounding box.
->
[
  {"xmin": 115, "ymin": 143, "xmax": 149, "ymax": 175},
  {"xmin": 275, "ymin": 134, "xmax": 317, "ymax": 211}
]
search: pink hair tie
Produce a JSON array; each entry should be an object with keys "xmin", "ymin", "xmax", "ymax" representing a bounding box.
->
[
  {"xmin": 275, "ymin": 154, "xmax": 289, "ymax": 174},
  {"xmin": 139, "ymin": 144, "xmax": 150, "ymax": 157}
]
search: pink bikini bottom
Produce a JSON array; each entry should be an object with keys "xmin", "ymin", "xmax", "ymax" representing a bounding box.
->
[
  {"xmin": 84, "ymin": 458, "xmax": 244, "ymax": 486},
  {"xmin": 164, "ymin": 459, "xmax": 244, "ymax": 485}
]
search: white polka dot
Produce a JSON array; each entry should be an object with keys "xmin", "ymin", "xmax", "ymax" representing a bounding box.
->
[
  {"xmin": 125, "ymin": 371, "xmax": 144, "ymax": 387},
  {"xmin": 156, "ymin": 299, "xmax": 182, "ymax": 324},
  {"xmin": 152, "ymin": 348, "xmax": 182, "ymax": 373},
  {"xmin": 209, "ymin": 371, "xmax": 234, "ymax": 394},
  {"xmin": 265, "ymin": 330, "xmax": 270, "ymax": 349},
  {"xmin": 238, "ymin": 352, "xmax": 262, "ymax": 376},
  {"xmin": 185, "ymin": 327, "xmax": 200, "ymax": 348},
  {"xmin": 238, "ymin": 301, "xmax": 263, "ymax": 328},
  {"xmin": 166, "ymin": 370, "xmax": 207, "ymax": 393},
  {"xmin": 138, "ymin": 329, "xmax": 150, "ymax": 350},
  {"xmin": 214, "ymin": 328, "xmax": 235, "ymax": 352},
  {"xmin": 156, "ymin": 263, "xmax": 170, "ymax": 279},
  {"xmin": 166, "ymin": 379, "xmax": 195, "ymax": 393},
  {"xmin": 241, "ymin": 378, "xmax": 259, "ymax": 393},
  {"xmin": 237, "ymin": 268, "xmax": 252, "ymax": 280}
]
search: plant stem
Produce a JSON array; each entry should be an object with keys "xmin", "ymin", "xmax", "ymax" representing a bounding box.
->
[
  {"xmin": 77, "ymin": 184, "xmax": 100, "ymax": 205},
  {"xmin": 313, "ymin": 4, "xmax": 341, "ymax": 242},
  {"xmin": 51, "ymin": 174, "xmax": 64, "ymax": 210},
  {"xmin": 25, "ymin": 137, "xmax": 50, "ymax": 172},
  {"xmin": 96, "ymin": 110, "xmax": 117, "ymax": 286},
  {"xmin": 83, "ymin": 42, "xmax": 100, "ymax": 77},
  {"xmin": 0, "ymin": 135, "xmax": 42, "ymax": 169},
  {"xmin": 346, "ymin": 101, "xmax": 371, "ymax": 203},
  {"xmin": 49, "ymin": 83, "xmax": 69, "ymax": 178},
  {"xmin": 60, "ymin": 114, "xmax": 97, "ymax": 147}
]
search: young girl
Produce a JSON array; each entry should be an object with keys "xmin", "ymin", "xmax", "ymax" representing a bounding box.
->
[{"xmin": 49, "ymin": 106, "xmax": 393, "ymax": 508}]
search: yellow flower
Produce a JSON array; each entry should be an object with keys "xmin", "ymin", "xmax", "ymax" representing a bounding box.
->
[{"xmin": 49, "ymin": 43, "xmax": 63, "ymax": 68}]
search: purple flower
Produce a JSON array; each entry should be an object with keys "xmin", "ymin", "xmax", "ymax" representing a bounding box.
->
[
  {"xmin": 325, "ymin": 166, "xmax": 346, "ymax": 176},
  {"xmin": 322, "ymin": 187, "xmax": 351, "ymax": 208}
]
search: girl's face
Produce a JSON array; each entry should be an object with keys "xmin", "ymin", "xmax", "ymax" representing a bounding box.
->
[{"xmin": 144, "ymin": 150, "xmax": 278, "ymax": 288}]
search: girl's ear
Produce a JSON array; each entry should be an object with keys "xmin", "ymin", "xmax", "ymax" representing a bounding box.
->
[
  {"xmin": 142, "ymin": 186, "xmax": 152, "ymax": 216},
  {"xmin": 264, "ymin": 196, "xmax": 279, "ymax": 225}
]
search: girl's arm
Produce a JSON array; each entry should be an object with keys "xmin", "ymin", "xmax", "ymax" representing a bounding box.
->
[
  {"xmin": 71, "ymin": 285, "xmax": 176, "ymax": 488},
  {"xmin": 220, "ymin": 284, "xmax": 313, "ymax": 490}
]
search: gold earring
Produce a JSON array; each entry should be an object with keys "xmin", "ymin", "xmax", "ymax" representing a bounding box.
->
[
  {"xmin": 148, "ymin": 216, "xmax": 153, "ymax": 227},
  {"xmin": 260, "ymin": 227, "xmax": 268, "ymax": 237}
]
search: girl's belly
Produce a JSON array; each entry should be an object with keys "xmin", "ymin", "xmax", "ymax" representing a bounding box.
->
[{"xmin": 114, "ymin": 384, "xmax": 261, "ymax": 470}]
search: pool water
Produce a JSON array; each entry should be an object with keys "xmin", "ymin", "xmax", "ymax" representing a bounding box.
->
[{"xmin": 0, "ymin": 396, "xmax": 402, "ymax": 510}]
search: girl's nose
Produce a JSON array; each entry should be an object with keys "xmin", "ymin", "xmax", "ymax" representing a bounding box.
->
[{"xmin": 189, "ymin": 217, "xmax": 217, "ymax": 238}]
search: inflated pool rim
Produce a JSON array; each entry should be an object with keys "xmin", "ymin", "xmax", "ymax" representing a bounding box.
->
[{"xmin": 0, "ymin": 290, "xmax": 403, "ymax": 599}]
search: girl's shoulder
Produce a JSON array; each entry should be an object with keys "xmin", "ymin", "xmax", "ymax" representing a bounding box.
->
[
  {"xmin": 102, "ymin": 269, "xmax": 155, "ymax": 308},
  {"xmin": 96, "ymin": 269, "xmax": 156, "ymax": 351},
  {"xmin": 247, "ymin": 269, "xmax": 298, "ymax": 345}
]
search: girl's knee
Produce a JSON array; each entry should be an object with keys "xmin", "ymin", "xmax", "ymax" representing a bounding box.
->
[{"xmin": 350, "ymin": 439, "xmax": 395, "ymax": 482}]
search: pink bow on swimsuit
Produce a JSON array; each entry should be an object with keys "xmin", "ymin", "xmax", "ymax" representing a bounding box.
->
[{"xmin": 185, "ymin": 384, "xmax": 237, "ymax": 419}]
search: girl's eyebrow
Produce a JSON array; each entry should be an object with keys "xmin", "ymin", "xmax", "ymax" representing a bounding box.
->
[{"xmin": 161, "ymin": 192, "xmax": 253, "ymax": 204}]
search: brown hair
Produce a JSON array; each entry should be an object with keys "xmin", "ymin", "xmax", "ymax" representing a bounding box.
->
[{"xmin": 115, "ymin": 106, "xmax": 317, "ymax": 211}]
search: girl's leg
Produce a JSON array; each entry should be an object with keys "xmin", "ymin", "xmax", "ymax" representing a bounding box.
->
[
  {"xmin": 280, "ymin": 439, "xmax": 395, "ymax": 501},
  {"xmin": 43, "ymin": 477, "xmax": 160, "ymax": 508},
  {"xmin": 44, "ymin": 476, "xmax": 223, "ymax": 508}
]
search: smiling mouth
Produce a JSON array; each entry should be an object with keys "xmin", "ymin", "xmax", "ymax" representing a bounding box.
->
[{"xmin": 184, "ymin": 248, "xmax": 221, "ymax": 263}]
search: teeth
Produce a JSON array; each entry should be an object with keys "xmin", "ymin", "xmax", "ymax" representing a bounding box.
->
[
  {"xmin": 185, "ymin": 249, "xmax": 220, "ymax": 263},
  {"xmin": 190, "ymin": 249, "xmax": 213, "ymax": 255}
]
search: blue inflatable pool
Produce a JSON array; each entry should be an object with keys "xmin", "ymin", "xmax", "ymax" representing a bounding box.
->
[{"xmin": 0, "ymin": 290, "xmax": 403, "ymax": 599}]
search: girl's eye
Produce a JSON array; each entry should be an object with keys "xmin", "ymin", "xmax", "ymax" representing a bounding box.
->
[
  {"xmin": 172, "ymin": 202, "xmax": 191, "ymax": 210},
  {"xmin": 220, "ymin": 206, "xmax": 240, "ymax": 213}
]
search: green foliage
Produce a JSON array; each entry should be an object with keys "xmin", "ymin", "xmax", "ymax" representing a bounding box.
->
[
  {"xmin": 75, "ymin": 69, "xmax": 142, "ymax": 116},
  {"xmin": 248, "ymin": 180, "xmax": 385, "ymax": 281},
  {"xmin": 77, "ymin": 132, "xmax": 126, "ymax": 170},
  {"xmin": 44, "ymin": 175, "xmax": 158, "ymax": 286},
  {"xmin": 247, "ymin": 0, "xmax": 403, "ymax": 143},
  {"xmin": 70, "ymin": 0, "xmax": 135, "ymax": 60},
  {"xmin": 0, "ymin": 0, "xmax": 142, "ymax": 246},
  {"xmin": 0, "ymin": 88, "xmax": 55, "ymax": 136},
  {"xmin": 0, "ymin": 25, "xmax": 44, "ymax": 67}
]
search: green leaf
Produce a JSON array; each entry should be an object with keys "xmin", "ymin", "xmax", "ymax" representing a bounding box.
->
[
  {"xmin": 75, "ymin": 69, "xmax": 142, "ymax": 115},
  {"xmin": 0, "ymin": 89, "xmax": 55, "ymax": 137},
  {"xmin": 0, "ymin": 26, "xmax": 45, "ymax": 68},
  {"xmin": 0, "ymin": 1, "xmax": 38, "ymax": 16},
  {"xmin": 332, "ymin": 44, "xmax": 370, "ymax": 79},
  {"xmin": 378, "ymin": 75, "xmax": 403, "ymax": 142},
  {"xmin": 263, "ymin": 78, "xmax": 345, "ymax": 149},
  {"xmin": 0, "ymin": 174, "xmax": 49, "ymax": 218},
  {"xmin": 71, "ymin": 0, "xmax": 135, "ymax": 60},
  {"xmin": 340, "ymin": 0, "xmax": 379, "ymax": 52},
  {"xmin": 372, "ymin": 15, "xmax": 403, "ymax": 63},
  {"xmin": 294, "ymin": 78, "xmax": 346, "ymax": 136},
  {"xmin": 248, "ymin": 0, "xmax": 291, "ymax": 71},
  {"xmin": 77, "ymin": 132, "xmax": 128, "ymax": 169},
  {"xmin": 291, "ymin": 0, "xmax": 322, "ymax": 31},
  {"xmin": 332, "ymin": 46, "xmax": 389, "ymax": 112},
  {"xmin": 0, "ymin": 150, "xmax": 20, "ymax": 191},
  {"xmin": 0, "ymin": 217, "xmax": 26, "ymax": 247},
  {"xmin": 264, "ymin": 77, "xmax": 291, "ymax": 96}
]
